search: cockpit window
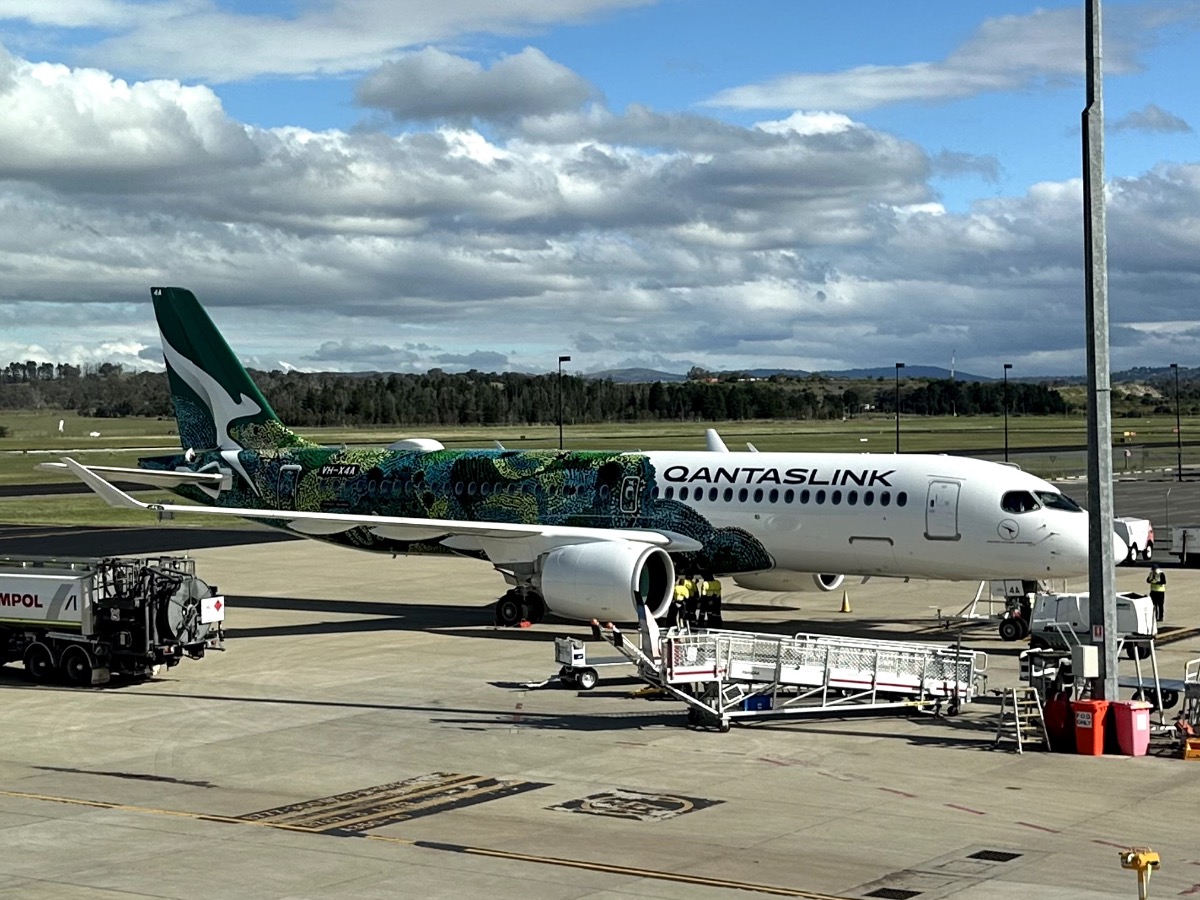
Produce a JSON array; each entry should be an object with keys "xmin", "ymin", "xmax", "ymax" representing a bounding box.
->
[
  {"xmin": 1036, "ymin": 490, "xmax": 1083, "ymax": 512},
  {"xmin": 1001, "ymin": 490, "xmax": 1040, "ymax": 514}
]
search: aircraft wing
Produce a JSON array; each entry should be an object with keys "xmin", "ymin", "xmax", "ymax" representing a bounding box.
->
[
  {"xmin": 37, "ymin": 461, "xmax": 225, "ymax": 489},
  {"xmin": 60, "ymin": 458, "xmax": 702, "ymax": 552}
]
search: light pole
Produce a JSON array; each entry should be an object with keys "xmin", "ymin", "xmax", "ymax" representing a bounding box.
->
[
  {"xmin": 557, "ymin": 355, "xmax": 571, "ymax": 450},
  {"xmin": 1003, "ymin": 363, "xmax": 1013, "ymax": 463},
  {"xmin": 1171, "ymin": 363, "xmax": 1182, "ymax": 481},
  {"xmin": 894, "ymin": 362, "xmax": 905, "ymax": 453}
]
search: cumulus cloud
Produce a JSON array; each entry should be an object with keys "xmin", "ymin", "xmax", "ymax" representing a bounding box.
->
[
  {"xmin": 0, "ymin": 0, "xmax": 654, "ymax": 83},
  {"xmin": 702, "ymin": 6, "xmax": 1166, "ymax": 111},
  {"xmin": 1115, "ymin": 103, "xmax": 1192, "ymax": 133},
  {"xmin": 0, "ymin": 33, "xmax": 1198, "ymax": 378},
  {"xmin": 356, "ymin": 47, "xmax": 599, "ymax": 124}
]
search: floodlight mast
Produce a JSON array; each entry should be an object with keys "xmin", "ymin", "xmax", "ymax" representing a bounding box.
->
[{"xmin": 1083, "ymin": 0, "xmax": 1119, "ymax": 700}]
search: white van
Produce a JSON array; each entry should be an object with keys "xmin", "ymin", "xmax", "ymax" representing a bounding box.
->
[{"xmin": 1113, "ymin": 516, "xmax": 1153, "ymax": 564}]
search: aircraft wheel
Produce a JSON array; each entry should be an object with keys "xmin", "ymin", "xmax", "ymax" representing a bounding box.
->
[
  {"xmin": 576, "ymin": 667, "xmax": 599, "ymax": 691},
  {"xmin": 718, "ymin": 718, "xmax": 731, "ymax": 733},
  {"xmin": 60, "ymin": 645, "xmax": 93, "ymax": 685},
  {"xmin": 524, "ymin": 594, "xmax": 546, "ymax": 625},
  {"xmin": 23, "ymin": 643, "xmax": 55, "ymax": 683},
  {"xmin": 493, "ymin": 593, "xmax": 525, "ymax": 627},
  {"xmin": 998, "ymin": 617, "xmax": 1024, "ymax": 642}
]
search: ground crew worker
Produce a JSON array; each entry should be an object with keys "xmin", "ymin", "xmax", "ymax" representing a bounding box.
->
[
  {"xmin": 1147, "ymin": 564, "xmax": 1166, "ymax": 622},
  {"xmin": 671, "ymin": 576, "xmax": 691, "ymax": 628},
  {"xmin": 701, "ymin": 574, "xmax": 723, "ymax": 627},
  {"xmin": 685, "ymin": 575, "xmax": 702, "ymax": 627}
]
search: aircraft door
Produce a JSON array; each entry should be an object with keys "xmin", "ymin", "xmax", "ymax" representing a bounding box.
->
[
  {"xmin": 925, "ymin": 480, "xmax": 961, "ymax": 541},
  {"xmin": 278, "ymin": 463, "xmax": 302, "ymax": 509}
]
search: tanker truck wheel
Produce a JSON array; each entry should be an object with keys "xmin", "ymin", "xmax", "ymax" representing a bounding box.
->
[
  {"xmin": 23, "ymin": 643, "xmax": 54, "ymax": 683},
  {"xmin": 60, "ymin": 645, "xmax": 94, "ymax": 686}
]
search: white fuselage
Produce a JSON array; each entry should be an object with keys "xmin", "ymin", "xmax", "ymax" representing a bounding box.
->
[{"xmin": 641, "ymin": 450, "xmax": 1089, "ymax": 580}]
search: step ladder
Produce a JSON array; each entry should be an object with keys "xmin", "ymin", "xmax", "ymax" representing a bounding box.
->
[{"xmin": 993, "ymin": 687, "xmax": 1049, "ymax": 753}]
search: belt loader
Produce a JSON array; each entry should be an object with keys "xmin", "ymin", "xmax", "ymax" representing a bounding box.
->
[{"xmin": 0, "ymin": 555, "xmax": 224, "ymax": 685}]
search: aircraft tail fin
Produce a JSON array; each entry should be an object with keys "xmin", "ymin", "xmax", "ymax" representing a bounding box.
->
[{"xmin": 151, "ymin": 286, "xmax": 311, "ymax": 452}]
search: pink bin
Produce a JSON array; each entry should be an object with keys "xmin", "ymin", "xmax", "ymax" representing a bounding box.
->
[{"xmin": 1111, "ymin": 700, "xmax": 1152, "ymax": 757}]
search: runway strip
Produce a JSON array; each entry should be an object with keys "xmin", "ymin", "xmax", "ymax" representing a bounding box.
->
[{"xmin": 0, "ymin": 787, "xmax": 850, "ymax": 899}]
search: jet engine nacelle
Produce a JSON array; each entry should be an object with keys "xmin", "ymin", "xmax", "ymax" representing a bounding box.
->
[
  {"xmin": 732, "ymin": 571, "xmax": 845, "ymax": 593},
  {"xmin": 538, "ymin": 541, "xmax": 675, "ymax": 623}
]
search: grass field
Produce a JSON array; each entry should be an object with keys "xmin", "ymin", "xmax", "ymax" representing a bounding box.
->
[{"xmin": 2, "ymin": 408, "xmax": 1196, "ymax": 526}]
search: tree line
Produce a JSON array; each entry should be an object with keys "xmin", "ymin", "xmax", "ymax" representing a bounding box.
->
[{"xmin": 0, "ymin": 359, "xmax": 1106, "ymax": 427}]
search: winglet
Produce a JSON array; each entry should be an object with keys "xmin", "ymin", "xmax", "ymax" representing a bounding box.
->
[
  {"xmin": 61, "ymin": 458, "xmax": 153, "ymax": 511},
  {"xmin": 704, "ymin": 428, "xmax": 729, "ymax": 453}
]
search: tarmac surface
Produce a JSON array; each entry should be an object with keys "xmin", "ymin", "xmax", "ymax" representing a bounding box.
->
[{"xmin": 3, "ymin": 479, "xmax": 1200, "ymax": 899}]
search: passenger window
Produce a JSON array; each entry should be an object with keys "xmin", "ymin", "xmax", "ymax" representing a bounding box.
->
[
  {"xmin": 709, "ymin": 487, "xmax": 718, "ymax": 502},
  {"xmin": 769, "ymin": 488, "xmax": 779, "ymax": 503},
  {"xmin": 723, "ymin": 488, "xmax": 734, "ymax": 502},
  {"xmin": 467, "ymin": 482, "xmax": 477, "ymax": 496},
  {"xmin": 816, "ymin": 490, "xmax": 826, "ymax": 504},
  {"xmin": 680, "ymin": 486, "xmax": 690, "ymax": 501},
  {"xmin": 897, "ymin": 491, "xmax": 907, "ymax": 507},
  {"xmin": 454, "ymin": 482, "xmax": 464, "ymax": 496},
  {"xmin": 831, "ymin": 490, "xmax": 842, "ymax": 505},
  {"xmin": 738, "ymin": 488, "xmax": 748, "ymax": 502},
  {"xmin": 800, "ymin": 489, "xmax": 810, "ymax": 504},
  {"xmin": 880, "ymin": 491, "xmax": 890, "ymax": 507},
  {"xmin": 651, "ymin": 486, "xmax": 659, "ymax": 498},
  {"xmin": 665, "ymin": 486, "xmax": 674, "ymax": 499},
  {"xmin": 753, "ymin": 488, "xmax": 763, "ymax": 503},
  {"xmin": 847, "ymin": 490, "xmax": 858, "ymax": 506},
  {"xmin": 864, "ymin": 491, "xmax": 874, "ymax": 506}
]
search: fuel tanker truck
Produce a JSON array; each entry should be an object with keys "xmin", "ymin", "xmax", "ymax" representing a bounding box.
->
[{"xmin": 0, "ymin": 555, "xmax": 224, "ymax": 685}]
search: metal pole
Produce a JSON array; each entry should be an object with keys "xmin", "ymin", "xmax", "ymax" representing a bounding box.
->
[
  {"xmin": 1083, "ymin": 0, "xmax": 1119, "ymax": 700},
  {"xmin": 1172, "ymin": 363, "xmax": 1182, "ymax": 480},
  {"xmin": 557, "ymin": 355, "xmax": 571, "ymax": 450},
  {"xmin": 894, "ymin": 362, "xmax": 905, "ymax": 453},
  {"xmin": 1003, "ymin": 363, "xmax": 1013, "ymax": 462}
]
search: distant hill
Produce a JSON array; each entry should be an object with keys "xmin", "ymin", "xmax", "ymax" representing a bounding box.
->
[
  {"xmin": 585, "ymin": 368, "xmax": 687, "ymax": 383},
  {"xmin": 582, "ymin": 364, "xmax": 1196, "ymax": 385}
]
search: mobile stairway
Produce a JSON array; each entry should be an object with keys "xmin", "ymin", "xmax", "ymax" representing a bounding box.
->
[{"xmin": 591, "ymin": 616, "xmax": 987, "ymax": 732}]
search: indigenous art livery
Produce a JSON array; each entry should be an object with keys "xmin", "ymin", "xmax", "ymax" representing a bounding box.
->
[{"xmin": 54, "ymin": 287, "xmax": 1093, "ymax": 627}]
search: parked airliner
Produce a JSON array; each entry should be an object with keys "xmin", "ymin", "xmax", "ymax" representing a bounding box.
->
[{"xmin": 54, "ymin": 287, "xmax": 1095, "ymax": 627}]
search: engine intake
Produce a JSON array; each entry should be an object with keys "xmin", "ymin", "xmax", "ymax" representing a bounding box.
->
[
  {"xmin": 538, "ymin": 541, "xmax": 675, "ymax": 623},
  {"xmin": 732, "ymin": 571, "xmax": 845, "ymax": 593}
]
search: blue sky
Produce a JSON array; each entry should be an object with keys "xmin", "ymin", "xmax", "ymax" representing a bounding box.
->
[{"xmin": 1, "ymin": 0, "xmax": 1198, "ymax": 378}]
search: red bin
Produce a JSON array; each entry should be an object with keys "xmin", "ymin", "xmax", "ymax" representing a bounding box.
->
[
  {"xmin": 1111, "ymin": 700, "xmax": 1152, "ymax": 757},
  {"xmin": 1071, "ymin": 699, "xmax": 1109, "ymax": 756}
]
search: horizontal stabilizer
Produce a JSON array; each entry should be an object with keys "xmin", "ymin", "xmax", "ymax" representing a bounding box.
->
[{"xmin": 37, "ymin": 461, "xmax": 224, "ymax": 489}]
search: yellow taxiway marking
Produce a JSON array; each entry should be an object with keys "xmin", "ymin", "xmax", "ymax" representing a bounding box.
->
[{"xmin": 0, "ymin": 788, "xmax": 850, "ymax": 899}]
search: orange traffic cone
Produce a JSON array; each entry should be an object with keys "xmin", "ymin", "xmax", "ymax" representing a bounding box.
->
[{"xmin": 839, "ymin": 590, "xmax": 852, "ymax": 613}]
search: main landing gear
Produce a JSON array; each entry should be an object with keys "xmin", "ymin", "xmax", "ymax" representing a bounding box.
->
[{"xmin": 493, "ymin": 588, "xmax": 546, "ymax": 627}]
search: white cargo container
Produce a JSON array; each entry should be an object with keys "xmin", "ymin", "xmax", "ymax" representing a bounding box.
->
[
  {"xmin": 1027, "ymin": 591, "xmax": 1156, "ymax": 656},
  {"xmin": 1169, "ymin": 525, "xmax": 1200, "ymax": 566}
]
